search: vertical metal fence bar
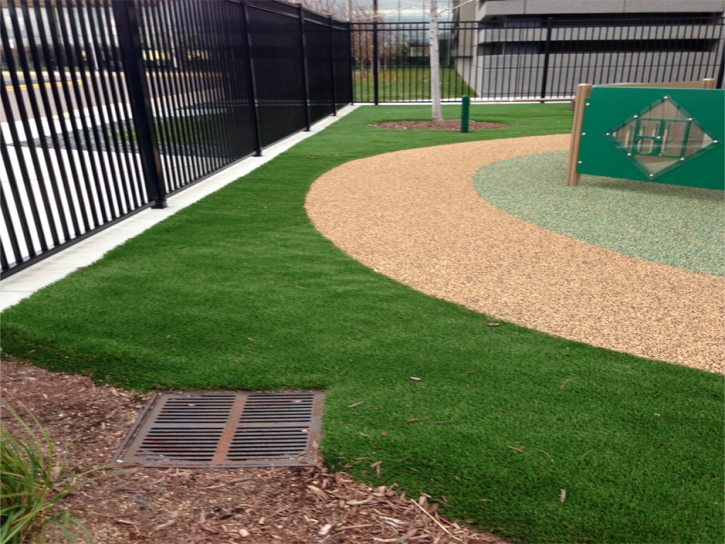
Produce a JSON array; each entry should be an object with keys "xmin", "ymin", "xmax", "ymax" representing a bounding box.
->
[
  {"xmin": 241, "ymin": 1, "xmax": 262, "ymax": 156},
  {"xmin": 717, "ymin": 32, "xmax": 725, "ymax": 88},
  {"xmin": 329, "ymin": 16, "xmax": 337, "ymax": 115},
  {"xmin": 298, "ymin": 4, "xmax": 311, "ymax": 131},
  {"xmin": 0, "ymin": 134, "xmax": 24, "ymax": 264},
  {"xmin": 373, "ymin": 19, "xmax": 379, "ymax": 105},
  {"xmin": 112, "ymin": 0, "xmax": 166, "ymax": 208}
]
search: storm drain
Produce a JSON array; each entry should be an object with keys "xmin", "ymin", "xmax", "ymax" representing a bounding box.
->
[{"xmin": 113, "ymin": 391, "xmax": 323, "ymax": 468}]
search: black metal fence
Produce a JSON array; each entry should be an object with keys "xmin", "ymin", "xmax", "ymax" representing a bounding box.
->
[
  {"xmin": 1, "ymin": 0, "xmax": 352, "ymax": 278},
  {"xmin": 351, "ymin": 16, "xmax": 725, "ymax": 103}
]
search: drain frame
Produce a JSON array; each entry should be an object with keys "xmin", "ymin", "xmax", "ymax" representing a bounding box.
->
[{"xmin": 113, "ymin": 390, "xmax": 324, "ymax": 468}]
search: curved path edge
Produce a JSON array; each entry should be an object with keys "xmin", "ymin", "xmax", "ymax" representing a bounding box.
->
[{"xmin": 305, "ymin": 135, "xmax": 724, "ymax": 373}]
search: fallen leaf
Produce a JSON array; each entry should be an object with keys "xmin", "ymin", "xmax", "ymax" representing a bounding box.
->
[
  {"xmin": 348, "ymin": 401, "xmax": 364, "ymax": 408},
  {"xmin": 487, "ymin": 322, "xmax": 501, "ymax": 327},
  {"xmin": 560, "ymin": 489, "xmax": 567, "ymax": 503},
  {"xmin": 239, "ymin": 528, "xmax": 250, "ymax": 537},
  {"xmin": 318, "ymin": 523, "xmax": 333, "ymax": 536},
  {"xmin": 405, "ymin": 418, "xmax": 420, "ymax": 423},
  {"xmin": 410, "ymin": 377, "xmax": 422, "ymax": 381},
  {"xmin": 507, "ymin": 446, "xmax": 524, "ymax": 453}
]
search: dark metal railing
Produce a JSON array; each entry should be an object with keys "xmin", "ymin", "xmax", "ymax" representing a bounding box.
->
[
  {"xmin": 1, "ymin": 0, "xmax": 352, "ymax": 278},
  {"xmin": 351, "ymin": 16, "xmax": 725, "ymax": 103}
]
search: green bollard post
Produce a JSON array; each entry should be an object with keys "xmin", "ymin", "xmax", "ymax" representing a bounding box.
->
[{"xmin": 461, "ymin": 95, "xmax": 470, "ymax": 133}]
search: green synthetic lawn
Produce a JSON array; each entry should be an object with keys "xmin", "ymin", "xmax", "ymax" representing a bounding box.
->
[
  {"xmin": 473, "ymin": 151, "xmax": 725, "ymax": 276},
  {"xmin": 354, "ymin": 66, "xmax": 476, "ymax": 102},
  {"xmin": 2, "ymin": 105, "xmax": 723, "ymax": 544}
]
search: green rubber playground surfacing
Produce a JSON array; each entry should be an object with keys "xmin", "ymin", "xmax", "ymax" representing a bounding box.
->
[{"xmin": 472, "ymin": 150, "xmax": 725, "ymax": 277}]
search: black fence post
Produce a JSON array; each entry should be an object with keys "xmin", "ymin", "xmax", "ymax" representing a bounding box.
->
[
  {"xmin": 540, "ymin": 16, "xmax": 553, "ymax": 101},
  {"xmin": 241, "ymin": 1, "xmax": 262, "ymax": 156},
  {"xmin": 298, "ymin": 3, "xmax": 311, "ymax": 131},
  {"xmin": 329, "ymin": 15, "xmax": 337, "ymax": 116},
  {"xmin": 717, "ymin": 41, "xmax": 725, "ymax": 88},
  {"xmin": 373, "ymin": 20, "xmax": 379, "ymax": 105},
  {"xmin": 111, "ymin": 0, "xmax": 166, "ymax": 208}
]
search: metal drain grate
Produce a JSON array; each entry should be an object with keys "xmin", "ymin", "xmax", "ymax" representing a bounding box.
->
[{"xmin": 114, "ymin": 391, "xmax": 323, "ymax": 468}]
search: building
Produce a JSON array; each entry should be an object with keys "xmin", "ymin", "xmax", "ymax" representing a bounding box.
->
[{"xmin": 452, "ymin": 0, "xmax": 725, "ymax": 99}]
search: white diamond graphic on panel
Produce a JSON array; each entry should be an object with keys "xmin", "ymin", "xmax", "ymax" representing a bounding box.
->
[{"xmin": 605, "ymin": 96, "xmax": 720, "ymax": 179}]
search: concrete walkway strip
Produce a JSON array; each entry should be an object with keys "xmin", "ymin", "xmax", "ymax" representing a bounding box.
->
[{"xmin": 305, "ymin": 134, "xmax": 724, "ymax": 373}]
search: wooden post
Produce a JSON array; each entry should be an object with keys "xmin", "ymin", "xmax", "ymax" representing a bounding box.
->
[{"xmin": 565, "ymin": 84, "xmax": 593, "ymax": 187}]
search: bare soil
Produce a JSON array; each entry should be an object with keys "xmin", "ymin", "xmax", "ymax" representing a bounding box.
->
[
  {"xmin": 305, "ymin": 135, "xmax": 724, "ymax": 373},
  {"xmin": 372, "ymin": 121, "xmax": 509, "ymax": 131},
  {"xmin": 1, "ymin": 359, "xmax": 507, "ymax": 544}
]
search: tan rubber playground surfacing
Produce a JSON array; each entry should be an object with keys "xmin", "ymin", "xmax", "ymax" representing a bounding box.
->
[{"xmin": 305, "ymin": 134, "xmax": 724, "ymax": 374}]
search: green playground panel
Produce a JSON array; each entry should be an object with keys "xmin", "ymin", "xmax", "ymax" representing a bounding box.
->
[{"xmin": 577, "ymin": 87, "xmax": 724, "ymax": 190}]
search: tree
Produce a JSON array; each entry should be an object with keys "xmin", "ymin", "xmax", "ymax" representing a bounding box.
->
[
  {"xmin": 300, "ymin": 0, "xmax": 346, "ymax": 19},
  {"xmin": 429, "ymin": 0, "xmax": 443, "ymax": 122},
  {"xmin": 429, "ymin": 0, "xmax": 475, "ymax": 122}
]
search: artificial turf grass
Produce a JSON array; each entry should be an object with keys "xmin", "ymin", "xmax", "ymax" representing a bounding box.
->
[{"xmin": 1, "ymin": 104, "xmax": 723, "ymax": 543}]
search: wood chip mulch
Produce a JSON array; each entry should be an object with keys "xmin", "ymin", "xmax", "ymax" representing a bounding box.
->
[
  {"xmin": 372, "ymin": 121, "xmax": 509, "ymax": 131},
  {"xmin": 0, "ymin": 359, "xmax": 508, "ymax": 544}
]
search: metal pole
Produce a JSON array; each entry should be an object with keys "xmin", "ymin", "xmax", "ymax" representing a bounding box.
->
[
  {"xmin": 329, "ymin": 15, "xmax": 337, "ymax": 116},
  {"xmin": 373, "ymin": 19, "xmax": 379, "ymax": 105},
  {"xmin": 111, "ymin": 0, "xmax": 166, "ymax": 208},
  {"xmin": 540, "ymin": 16, "xmax": 553, "ymax": 101},
  {"xmin": 460, "ymin": 95, "xmax": 470, "ymax": 133},
  {"xmin": 717, "ymin": 39, "xmax": 725, "ymax": 89},
  {"xmin": 241, "ymin": 1, "xmax": 262, "ymax": 155},
  {"xmin": 298, "ymin": 3, "xmax": 311, "ymax": 131}
]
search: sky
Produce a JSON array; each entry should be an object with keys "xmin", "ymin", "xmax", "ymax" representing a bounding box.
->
[{"xmin": 352, "ymin": 0, "xmax": 457, "ymax": 21}]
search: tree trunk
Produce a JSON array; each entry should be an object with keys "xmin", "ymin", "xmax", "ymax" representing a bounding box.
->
[{"xmin": 429, "ymin": 0, "xmax": 443, "ymax": 122}]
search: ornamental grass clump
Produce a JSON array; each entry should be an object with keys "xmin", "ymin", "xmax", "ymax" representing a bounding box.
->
[{"xmin": 1, "ymin": 403, "xmax": 114, "ymax": 544}]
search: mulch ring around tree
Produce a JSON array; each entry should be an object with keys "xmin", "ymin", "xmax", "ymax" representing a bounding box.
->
[{"xmin": 372, "ymin": 120, "xmax": 510, "ymax": 131}]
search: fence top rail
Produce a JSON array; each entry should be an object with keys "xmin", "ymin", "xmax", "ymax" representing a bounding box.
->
[{"xmin": 230, "ymin": 0, "xmax": 350, "ymax": 26}]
